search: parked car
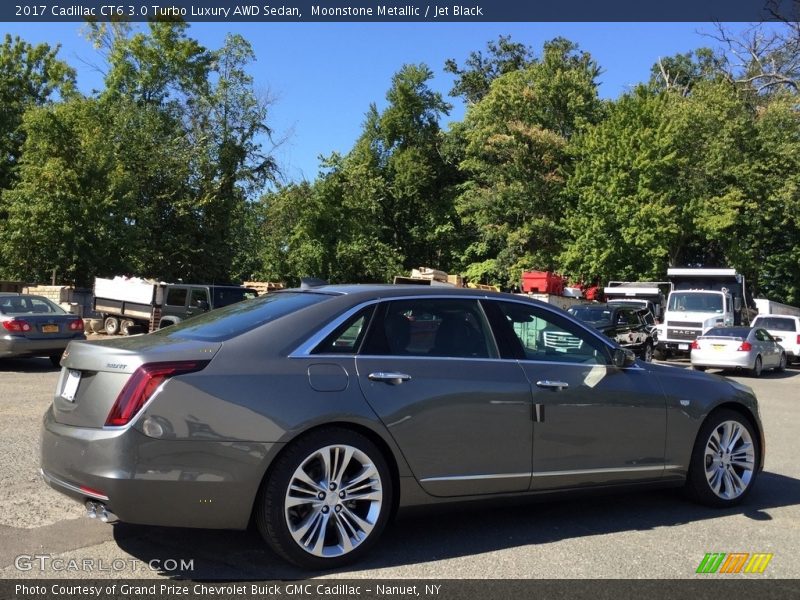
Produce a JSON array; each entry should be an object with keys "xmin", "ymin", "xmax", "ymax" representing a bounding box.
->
[
  {"xmin": 690, "ymin": 326, "xmax": 787, "ymax": 376},
  {"xmin": 0, "ymin": 294, "xmax": 85, "ymax": 366},
  {"xmin": 567, "ymin": 303, "xmax": 655, "ymax": 361},
  {"xmin": 750, "ymin": 315, "xmax": 800, "ymax": 364},
  {"xmin": 41, "ymin": 285, "xmax": 764, "ymax": 569}
]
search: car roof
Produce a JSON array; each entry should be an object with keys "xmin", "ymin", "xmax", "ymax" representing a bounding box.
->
[{"xmin": 279, "ymin": 284, "xmax": 532, "ymax": 302}]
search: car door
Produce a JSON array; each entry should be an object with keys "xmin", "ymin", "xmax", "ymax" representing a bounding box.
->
[
  {"xmin": 483, "ymin": 299, "xmax": 667, "ymax": 491},
  {"xmin": 186, "ymin": 287, "xmax": 210, "ymax": 319},
  {"xmin": 356, "ymin": 297, "xmax": 533, "ymax": 497},
  {"xmin": 162, "ymin": 286, "xmax": 189, "ymax": 320},
  {"xmin": 755, "ymin": 328, "xmax": 781, "ymax": 367}
]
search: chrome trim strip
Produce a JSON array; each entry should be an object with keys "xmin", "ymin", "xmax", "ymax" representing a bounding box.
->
[
  {"xmin": 40, "ymin": 468, "xmax": 109, "ymax": 501},
  {"xmin": 420, "ymin": 473, "xmax": 531, "ymax": 483},
  {"xmin": 420, "ymin": 465, "xmax": 680, "ymax": 484},
  {"xmin": 287, "ymin": 292, "xmax": 628, "ymax": 365},
  {"xmin": 532, "ymin": 465, "xmax": 679, "ymax": 477}
]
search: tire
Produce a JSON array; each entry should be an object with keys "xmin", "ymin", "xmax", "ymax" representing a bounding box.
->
[
  {"xmin": 653, "ymin": 348, "xmax": 667, "ymax": 361},
  {"xmin": 642, "ymin": 341, "xmax": 653, "ymax": 363},
  {"xmin": 776, "ymin": 353, "xmax": 786, "ymax": 373},
  {"xmin": 49, "ymin": 353, "xmax": 62, "ymax": 367},
  {"xmin": 104, "ymin": 316, "xmax": 120, "ymax": 336},
  {"xmin": 750, "ymin": 355, "xmax": 762, "ymax": 378},
  {"xmin": 120, "ymin": 319, "xmax": 134, "ymax": 336},
  {"xmin": 692, "ymin": 365, "xmax": 707, "ymax": 372},
  {"xmin": 685, "ymin": 409, "xmax": 759, "ymax": 507},
  {"xmin": 255, "ymin": 427, "xmax": 393, "ymax": 569}
]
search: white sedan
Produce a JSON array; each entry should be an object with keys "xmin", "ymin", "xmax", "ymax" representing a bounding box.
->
[{"xmin": 691, "ymin": 326, "xmax": 787, "ymax": 377}]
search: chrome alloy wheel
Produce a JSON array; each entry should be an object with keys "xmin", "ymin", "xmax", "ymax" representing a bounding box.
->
[
  {"xmin": 284, "ymin": 444, "xmax": 383, "ymax": 558},
  {"xmin": 704, "ymin": 420, "xmax": 755, "ymax": 500}
]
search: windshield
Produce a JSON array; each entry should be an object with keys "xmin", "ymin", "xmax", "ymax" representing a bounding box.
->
[{"xmin": 668, "ymin": 292, "xmax": 723, "ymax": 313}]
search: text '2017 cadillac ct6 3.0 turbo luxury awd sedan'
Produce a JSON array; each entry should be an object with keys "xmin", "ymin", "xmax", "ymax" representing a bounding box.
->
[{"xmin": 41, "ymin": 285, "xmax": 764, "ymax": 569}]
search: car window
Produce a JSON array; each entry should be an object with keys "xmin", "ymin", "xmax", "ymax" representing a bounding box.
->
[
  {"xmin": 166, "ymin": 287, "xmax": 188, "ymax": 307},
  {"xmin": 190, "ymin": 288, "xmax": 209, "ymax": 307},
  {"xmin": 361, "ymin": 299, "xmax": 496, "ymax": 359},
  {"xmin": 705, "ymin": 327, "xmax": 750, "ymax": 338},
  {"xmin": 752, "ymin": 317, "xmax": 797, "ymax": 332},
  {"xmin": 313, "ymin": 306, "xmax": 375, "ymax": 354},
  {"xmin": 755, "ymin": 329, "xmax": 774, "ymax": 342},
  {"xmin": 488, "ymin": 301, "xmax": 609, "ymax": 365}
]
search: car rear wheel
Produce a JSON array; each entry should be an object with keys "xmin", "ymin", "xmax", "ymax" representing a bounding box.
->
[
  {"xmin": 750, "ymin": 355, "xmax": 762, "ymax": 378},
  {"xmin": 256, "ymin": 428, "xmax": 393, "ymax": 569},
  {"xmin": 49, "ymin": 353, "xmax": 62, "ymax": 367},
  {"xmin": 685, "ymin": 409, "xmax": 759, "ymax": 507},
  {"xmin": 776, "ymin": 353, "xmax": 786, "ymax": 372},
  {"xmin": 104, "ymin": 316, "xmax": 119, "ymax": 336}
]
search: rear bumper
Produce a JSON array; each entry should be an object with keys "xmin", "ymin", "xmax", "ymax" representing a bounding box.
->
[
  {"xmin": 691, "ymin": 350, "xmax": 753, "ymax": 370},
  {"xmin": 0, "ymin": 334, "xmax": 84, "ymax": 358},
  {"xmin": 40, "ymin": 407, "xmax": 277, "ymax": 530}
]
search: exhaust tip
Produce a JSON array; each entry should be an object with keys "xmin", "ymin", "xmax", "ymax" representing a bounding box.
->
[{"xmin": 85, "ymin": 500, "xmax": 117, "ymax": 523}]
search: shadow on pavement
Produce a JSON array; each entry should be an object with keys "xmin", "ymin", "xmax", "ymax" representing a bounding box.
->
[{"xmin": 112, "ymin": 470, "xmax": 800, "ymax": 579}]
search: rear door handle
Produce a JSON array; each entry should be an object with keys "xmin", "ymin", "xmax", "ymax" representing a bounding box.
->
[
  {"xmin": 536, "ymin": 380, "xmax": 569, "ymax": 391},
  {"xmin": 368, "ymin": 372, "xmax": 412, "ymax": 385}
]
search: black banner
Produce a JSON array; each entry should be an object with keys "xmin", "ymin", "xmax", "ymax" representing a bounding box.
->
[
  {"xmin": 3, "ymin": 0, "xmax": 800, "ymax": 22},
  {"xmin": 4, "ymin": 580, "xmax": 800, "ymax": 600}
]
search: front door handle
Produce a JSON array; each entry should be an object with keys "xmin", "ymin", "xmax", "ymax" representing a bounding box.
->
[
  {"xmin": 368, "ymin": 372, "xmax": 412, "ymax": 385},
  {"xmin": 536, "ymin": 380, "xmax": 569, "ymax": 391}
]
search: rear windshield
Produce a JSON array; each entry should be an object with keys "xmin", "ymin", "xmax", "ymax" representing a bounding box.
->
[
  {"xmin": 0, "ymin": 295, "xmax": 65, "ymax": 315},
  {"xmin": 152, "ymin": 292, "xmax": 330, "ymax": 341},
  {"xmin": 752, "ymin": 317, "xmax": 797, "ymax": 332},
  {"xmin": 705, "ymin": 327, "xmax": 750, "ymax": 338},
  {"xmin": 568, "ymin": 306, "xmax": 613, "ymax": 324}
]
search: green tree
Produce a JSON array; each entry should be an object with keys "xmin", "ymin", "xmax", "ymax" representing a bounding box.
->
[
  {"xmin": 445, "ymin": 35, "xmax": 535, "ymax": 105},
  {"xmin": 455, "ymin": 38, "xmax": 602, "ymax": 286}
]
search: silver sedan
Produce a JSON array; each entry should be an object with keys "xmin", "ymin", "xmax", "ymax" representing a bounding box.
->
[{"xmin": 691, "ymin": 326, "xmax": 786, "ymax": 377}]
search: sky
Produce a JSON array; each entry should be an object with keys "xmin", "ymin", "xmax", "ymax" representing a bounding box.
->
[{"xmin": 2, "ymin": 21, "xmax": 763, "ymax": 183}]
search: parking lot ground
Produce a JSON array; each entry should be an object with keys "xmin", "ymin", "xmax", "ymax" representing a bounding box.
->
[{"xmin": 1, "ymin": 357, "xmax": 798, "ymax": 579}]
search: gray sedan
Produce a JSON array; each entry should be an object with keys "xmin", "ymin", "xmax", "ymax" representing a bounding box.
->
[
  {"xmin": 691, "ymin": 326, "xmax": 786, "ymax": 377},
  {"xmin": 41, "ymin": 285, "xmax": 764, "ymax": 569},
  {"xmin": 0, "ymin": 293, "xmax": 85, "ymax": 366}
]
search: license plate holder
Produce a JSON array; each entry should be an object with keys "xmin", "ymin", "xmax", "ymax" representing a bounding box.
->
[
  {"xmin": 41, "ymin": 324, "xmax": 59, "ymax": 333},
  {"xmin": 678, "ymin": 343, "xmax": 689, "ymax": 350},
  {"xmin": 61, "ymin": 370, "xmax": 81, "ymax": 402}
]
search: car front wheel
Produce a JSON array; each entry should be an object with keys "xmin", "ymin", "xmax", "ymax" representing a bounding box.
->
[
  {"xmin": 685, "ymin": 409, "xmax": 759, "ymax": 507},
  {"xmin": 256, "ymin": 428, "xmax": 393, "ymax": 569}
]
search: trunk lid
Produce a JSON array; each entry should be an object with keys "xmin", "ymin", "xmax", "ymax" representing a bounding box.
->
[
  {"xmin": 695, "ymin": 335, "xmax": 744, "ymax": 354},
  {"xmin": 53, "ymin": 336, "xmax": 222, "ymax": 428}
]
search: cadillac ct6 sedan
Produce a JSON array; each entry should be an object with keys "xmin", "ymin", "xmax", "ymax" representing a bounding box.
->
[{"xmin": 41, "ymin": 285, "xmax": 764, "ymax": 569}]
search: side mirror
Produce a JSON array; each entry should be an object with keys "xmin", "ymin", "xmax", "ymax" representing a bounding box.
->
[
  {"xmin": 196, "ymin": 300, "xmax": 210, "ymax": 311},
  {"xmin": 612, "ymin": 348, "xmax": 637, "ymax": 368}
]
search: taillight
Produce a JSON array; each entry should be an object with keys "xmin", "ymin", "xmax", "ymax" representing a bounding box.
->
[
  {"xmin": 690, "ymin": 340, "xmax": 700, "ymax": 350},
  {"xmin": 67, "ymin": 318, "xmax": 84, "ymax": 331},
  {"xmin": 2, "ymin": 318, "xmax": 32, "ymax": 332},
  {"xmin": 737, "ymin": 341, "xmax": 752, "ymax": 352},
  {"xmin": 105, "ymin": 361, "xmax": 209, "ymax": 427},
  {"xmin": 796, "ymin": 334, "xmax": 800, "ymax": 345}
]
